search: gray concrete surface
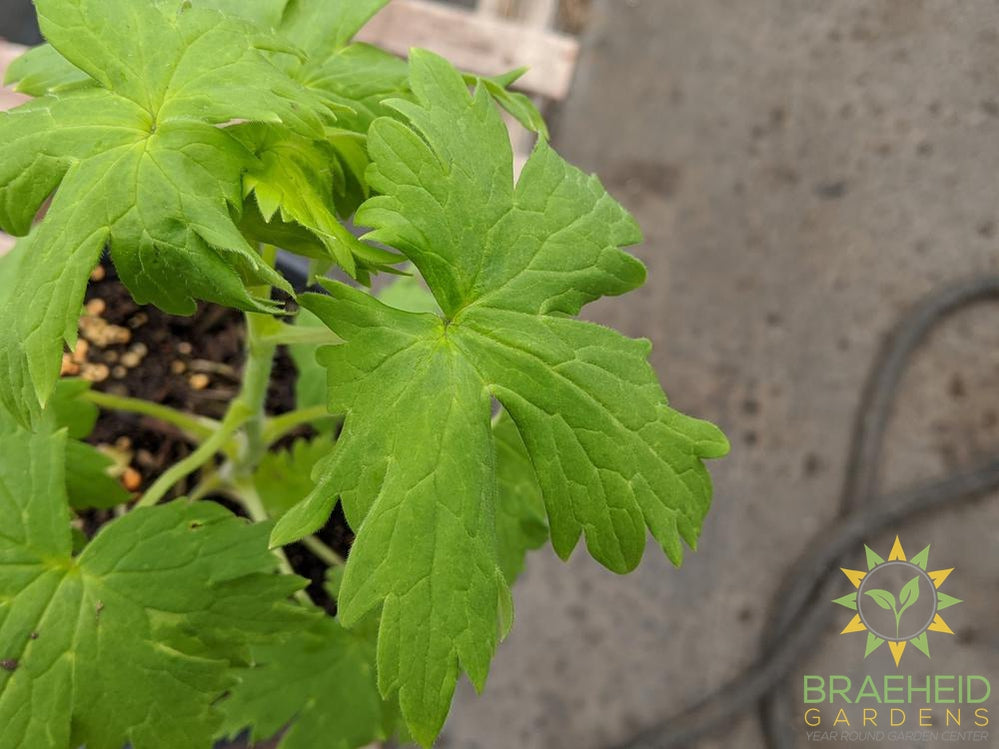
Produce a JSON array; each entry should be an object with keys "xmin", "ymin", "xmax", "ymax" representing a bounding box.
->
[{"xmin": 441, "ymin": 2, "xmax": 999, "ymax": 747}]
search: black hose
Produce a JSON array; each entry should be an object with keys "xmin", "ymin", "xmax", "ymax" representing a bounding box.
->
[{"xmin": 616, "ymin": 276, "xmax": 999, "ymax": 749}]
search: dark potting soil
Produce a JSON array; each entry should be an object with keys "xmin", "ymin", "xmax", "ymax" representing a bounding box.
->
[{"xmin": 73, "ymin": 259, "xmax": 350, "ymax": 613}]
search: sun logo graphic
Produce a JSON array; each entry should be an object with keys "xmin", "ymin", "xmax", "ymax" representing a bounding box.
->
[{"xmin": 834, "ymin": 536, "xmax": 962, "ymax": 667}]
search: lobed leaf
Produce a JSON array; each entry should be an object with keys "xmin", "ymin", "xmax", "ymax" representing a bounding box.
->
[
  {"xmin": 0, "ymin": 421, "xmax": 309, "ymax": 749},
  {"xmin": 493, "ymin": 411, "xmax": 548, "ymax": 583},
  {"xmin": 233, "ymin": 123, "xmax": 401, "ymax": 280},
  {"xmin": 254, "ymin": 436, "xmax": 333, "ymax": 519},
  {"xmin": 42, "ymin": 379, "xmax": 130, "ymax": 510},
  {"xmin": 271, "ymin": 51, "xmax": 728, "ymax": 744},
  {"xmin": 221, "ymin": 616, "xmax": 391, "ymax": 749},
  {"xmin": 0, "ymin": 0, "xmax": 335, "ymax": 421},
  {"xmin": 63, "ymin": 439, "xmax": 131, "ymax": 510},
  {"xmin": 1, "ymin": 247, "xmax": 129, "ymax": 509},
  {"xmin": 280, "ymin": 0, "xmax": 392, "ymax": 59}
]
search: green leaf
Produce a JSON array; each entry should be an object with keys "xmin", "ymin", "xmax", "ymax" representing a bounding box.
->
[
  {"xmin": 3, "ymin": 0, "xmax": 291, "ymax": 96},
  {"xmin": 864, "ymin": 589, "xmax": 897, "ymax": 612},
  {"xmin": 328, "ymin": 129, "xmax": 375, "ymax": 217},
  {"xmin": 221, "ymin": 616, "xmax": 390, "ymax": 749},
  {"xmin": 290, "ymin": 307, "xmax": 336, "ymax": 412},
  {"xmin": 254, "ymin": 436, "xmax": 332, "ymax": 518},
  {"xmin": 291, "ymin": 276, "xmax": 436, "ymax": 413},
  {"xmin": 243, "ymin": 0, "xmax": 406, "ymax": 135},
  {"xmin": 302, "ymin": 43, "xmax": 410, "ymax": 134},
  {"xmin": 291, "ymin": 345, "xmax": 543, "ymax": 585},
  {"xmin": 897, "ymin": 574, "xmax": 920, "ymax": 616},
  {"xmin": 276, "ymin": 1, "xmax": 544, "ymax": 141},
  {"xmin": 4, "ymin": 42, "xmax": 90, "ymax": 96},
  {"xmin": 0, "ymin": 422, "xmax": 309, "ymax": 749},
  {"xmin": 64, "ymin": 439, "xmax": 131, "ymax": 510},
  {"xmin": 43, "ymin": 379, "xmax": 96, "ymax": 440},
  {"xmin": 1, "ymin": 376, "xmax": 129, "ymax": 510},
  {"xmin": 271, "ymin": 51, "xmax": 727, "ymax": 744},
  {"xmin": 0, "ymin": 0, "xmax": 334, "ymax": 420},
  {"xmin": 376, "ymin": 270, "xmax": 440, "ymax": 315},
  {"xmin": 271, "ymin": 298, "xmax": 510, "ymax": 745},
  {"xmin": 476, "ymin": 73, "xmax": 549, "ymax": 138},
  {"xmin": 494, "ymin": 411, "xmax": 547, "ymax": 583},
  {"xmin": 234, "ymin": 124, "xmax": 398, "ymax": 277},
  {"xmin": 0, "ymin": 236, "xmax": 28, "ymax": 306},
  {"xmin": 202, "ymin": 0, "xmax": 287, "ymax": 28},
  {"xmin": 280, "ymin": 0, "xmax": 391, "ymax": 59}
]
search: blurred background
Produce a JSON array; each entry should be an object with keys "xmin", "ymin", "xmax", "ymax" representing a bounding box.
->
[{"xmin": 2, "ymin": 1, "xmax": 998, "ymax": 747}]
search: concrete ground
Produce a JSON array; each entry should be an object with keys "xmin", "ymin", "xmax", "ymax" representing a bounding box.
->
[{"xmin": 442, "ymin": 2, "xmax": 999, "ymax": 748}]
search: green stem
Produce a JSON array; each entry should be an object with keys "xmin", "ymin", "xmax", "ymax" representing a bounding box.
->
[
  {"xmin": 263, "ymin": 405, "xmax": 337, "ymax": 445},
  {"xmin": 302, "ymin": 535, "xmax": 345, "ymax": 567},
  {"xmin": 239, "ymin": 311, "xmax": 278, "ymax": 471},
  {"xmin": 236, "ymin": 244, "xmax": 280, "ymax": 475},
  {"xmin": 84, "ymin": 390, "xmax": 218, "ymax": 441},
  {"xmin": 136, "ymin": 403, "xmax": 252, "ymax": 508},
  {"xmin": 231, "ymin": 477, "xmax": 311, "ymax": 605},
  {"xmin": 188, "ymin": 467, "xmax": 226, "ymax": 502},
  {"xmin": 231, "ymin": 476, "xmax": 269, "ymax": 523},
  {"xmin": 258, "ymin": 322, "xmax": 340, "ymax": 348}
]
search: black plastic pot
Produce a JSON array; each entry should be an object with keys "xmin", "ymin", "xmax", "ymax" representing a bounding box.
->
[
  {"xmin": 0, "ymin": 0, "xmax": 42, "ymax": 45},
  {"xmin": 275, "ymin": 250, "xmax": 313, "ymax": 292}
]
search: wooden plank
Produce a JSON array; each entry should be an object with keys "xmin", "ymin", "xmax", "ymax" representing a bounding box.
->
[
  {"xmin": 358, "ymin": 0, "xmax": 578, "ymax": 100},
  {"xmin": 478, "ymin": 0, "xmax": 557, "ymax": 28},
  {"xmin": 519, "ymin": 0, "xmax": 558, "ymax": 28},
  {"xmin": 476, "ymin": 0, "xmax": 511, "ymax": 17}
]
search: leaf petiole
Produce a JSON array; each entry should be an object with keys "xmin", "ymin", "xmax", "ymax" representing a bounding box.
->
[
  {"xmin": 229, "ymin": 477, "xmax": 312, "ymax": 605},
  {"xmin": 262, "ymin": 405, "xmax": 338, "ymax": 445},
  {"xmin": 135, "ymin": 402, "xmax": 253, "ymax": 508},
  {"xmin": 257, "ymin": 322, "xmax": 341, "ymax": 348},
  {"xmin": 302, "ymin": 535, "xmax": 345, "ymax": 567},
  {"xmin": 83, "ymin": 389, "xmax": 220, "ymax": 442}
]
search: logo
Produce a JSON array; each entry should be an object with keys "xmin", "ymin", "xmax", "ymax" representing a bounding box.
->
[{"xmin": 834, "ymin": 536, "xmax": 962, "ymax": 667}]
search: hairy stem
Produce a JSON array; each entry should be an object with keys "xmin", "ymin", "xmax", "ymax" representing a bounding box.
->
[
  {"xmin": 262, "ymin": 405, "xmax": 337, "ymax": 445},
  {"xmin": 236, "ymin": 245, "xmax": 280, "ymax": 474},
  {"xmin": 258, "ymin": 322, "xmax": 340, "ymax": 347},
  {"xmin": 188, "ymin": 467, "xmax": 227, "ymax": 502},
  {"xmin": 84, "ymin": 390, "xmax": 219, "ymax": 441},
  {"xmin": 136, "ymin": 402, "xmax": 252, "ymax": 508},
  {"xmin": 302, "ymin": 535, "xmax": 345, "ymax": 567},
  {"xmin": 232, "ymin": 477, "xmax": 311, "ymax": 605},
  {"xmin": 239, "ymin": 313, "xmax": 277, "ymax": 469}
]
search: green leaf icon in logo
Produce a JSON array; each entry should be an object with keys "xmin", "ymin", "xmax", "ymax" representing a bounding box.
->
[
  {"xmin": 864, "ymin": 588, "xmax": 897, "ymax": 612},
  {"xmin": 864, "ymin": 575, "xmax": 921, "ymax": 639},
  {"xmin": 897, "ymin": 575, "xmax": 920, "ymax": 614},
  {"xmin": 895, "ymin": 575, "xmax": 921, "ymax": 636}
]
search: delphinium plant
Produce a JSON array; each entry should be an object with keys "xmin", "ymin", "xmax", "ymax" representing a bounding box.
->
[{"xmin": 0, "ymin": 1, "xmax": 729, "ymax": 747}]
